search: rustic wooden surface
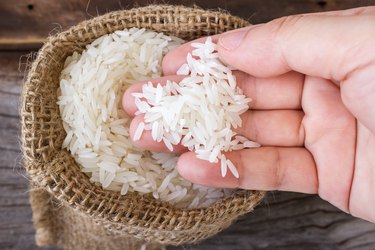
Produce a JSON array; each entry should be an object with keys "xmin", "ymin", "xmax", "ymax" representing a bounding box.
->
[{"xmin": 1, "ymin": 1, "xmax": 375, "ymax": 249}]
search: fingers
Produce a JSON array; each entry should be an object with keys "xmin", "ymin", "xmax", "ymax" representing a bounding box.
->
[
  {"xmin": 124, "ymin": 72, "xmax": 305, "ymax": 152},
  {"xmin": 123, "ymin": 71, "xmax": 304, "ymax": 116},
  {"xmin": 129, "ymin": 108, "xmax": 304, "ymax": 153},
  {"xmin": 237, "ymin": 110, "xmax": 305, "ymax": 147},
  {"xmin": 217, "ymin": 13, "xmax": 375, "ymax": 81},
  {"xmin": 177, "ymin": 147, "xmax": 318, "ymax": 193},
  {"xmin": 235, "ymin": 71, "xmax": 304, "ymax": 110},
  {"xmin": 129, "ymin": 114, "xmax": 187, "ymax": 154}
]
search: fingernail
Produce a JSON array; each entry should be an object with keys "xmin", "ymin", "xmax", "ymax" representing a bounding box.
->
[{"xmin": 219, "ymin": 29, "xmax": 248, "ymax": 51}]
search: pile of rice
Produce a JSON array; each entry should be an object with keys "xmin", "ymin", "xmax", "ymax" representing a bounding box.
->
[
  {"xmin": 58, "ymin": 28, "xmax": 237, "ymax": 208},
  {"xmin": 133, "ymin": 37, "xmax": 260, "ymax": 178}
]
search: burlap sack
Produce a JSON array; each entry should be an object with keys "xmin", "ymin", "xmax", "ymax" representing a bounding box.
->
[{"xmin": 21, "ymin": 5, "xmax": 265, "ymax": 250}]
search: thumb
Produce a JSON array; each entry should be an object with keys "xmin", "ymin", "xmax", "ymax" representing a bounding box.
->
[{"xmin": 217, "ymin": 11, "xmax": 375, "ymax": 132}]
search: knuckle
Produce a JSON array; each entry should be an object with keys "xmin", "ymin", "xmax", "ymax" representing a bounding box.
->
[
  {"xmin": 265, "ymin": 15, "xmax": 306, "ymax": 69},
  {"xmin": 267, "ymin": 15, "xmax": 306, "ymax": 41}
]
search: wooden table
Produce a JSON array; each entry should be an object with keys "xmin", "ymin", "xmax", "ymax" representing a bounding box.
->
[{"xmin": 1, "ymin": 1, "xmax": 375, "ymax": 249}]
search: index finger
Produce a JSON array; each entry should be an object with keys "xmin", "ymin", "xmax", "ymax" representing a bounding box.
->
[
  {"xmin": 163, "ymin": 7, "xmax": 375, "ymax": 77},
  {"xmin": 177, "ymin": 147, "xmax": 318, "ymax": 193}
]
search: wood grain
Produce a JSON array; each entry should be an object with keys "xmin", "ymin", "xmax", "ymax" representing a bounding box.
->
[
  {"xmin": 1, "ymin": 0, "xmax": 375, "ymax": 50},
  {"xmin": 0, "ymin": 52, "xmax": 45, "ymax": 250}
]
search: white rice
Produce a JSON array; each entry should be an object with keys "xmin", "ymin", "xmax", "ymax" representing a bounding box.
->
[
  {"xmin": 58, "ymin": 28, "xmax": 238, "ymax": 208},
  {"xmin": 134, "ymin": 37, "xmax": 260, "ymax": 178}
]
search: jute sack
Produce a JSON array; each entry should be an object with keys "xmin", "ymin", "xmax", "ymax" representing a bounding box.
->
[{"xmin": 21, "ymin": 5, "xmax": 265, "ymax": 250}]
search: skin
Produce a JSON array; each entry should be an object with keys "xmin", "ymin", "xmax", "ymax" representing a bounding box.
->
[{"xmin": 123, "ymin": 7, "xmax": 375, "ymax": 223}]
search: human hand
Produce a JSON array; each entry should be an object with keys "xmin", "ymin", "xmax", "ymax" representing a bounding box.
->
[{"xmin": 123, "ymin": 7, "xmax": 375, "ymax": 222}]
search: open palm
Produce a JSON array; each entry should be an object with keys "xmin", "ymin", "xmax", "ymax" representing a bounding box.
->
[{"xmin": 123, "ymin": 7, "xmax": 375, "ymax": 222}]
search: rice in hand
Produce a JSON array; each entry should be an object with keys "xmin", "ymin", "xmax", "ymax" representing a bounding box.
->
[{"xmin": 133, "ymin": 37, "xmax": 260, "ymax": 178}]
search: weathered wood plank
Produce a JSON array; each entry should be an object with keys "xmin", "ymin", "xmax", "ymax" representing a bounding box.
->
[
  {"xmin": 1, "ymin": 0, "xmax": 375, "ymax": 50},
  {"xmin": 0, "ymin": 163, "xmax": 57, "ymax": 250},
  {"xmin": 0, "ymin": 51, "xmax": 42, "ymax": 250}
]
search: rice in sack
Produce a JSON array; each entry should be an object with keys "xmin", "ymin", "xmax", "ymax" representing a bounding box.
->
[{"xmin": 21, "ymin": 5, "xmax": 265, "ymax": 249}]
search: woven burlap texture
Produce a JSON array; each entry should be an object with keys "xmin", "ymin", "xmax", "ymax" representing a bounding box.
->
[{"xmin": 21, "ymin": 5, "xmax": 265, "ymax": 250}]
